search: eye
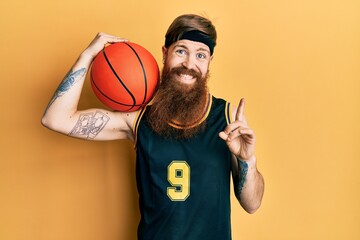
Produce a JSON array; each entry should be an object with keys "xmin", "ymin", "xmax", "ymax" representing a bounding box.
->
[
  {"xmin": 197, "ymin": 53, "xmax": 207, "ymax": 59},
  {"xmin": 176, "ymin": 49, "xmax": 186, "ymax": 55}
]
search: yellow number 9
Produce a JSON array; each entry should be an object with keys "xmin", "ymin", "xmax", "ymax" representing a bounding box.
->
[{"xmin": 167, "ymin": 161, "xmax": 190, "ymax": 201}]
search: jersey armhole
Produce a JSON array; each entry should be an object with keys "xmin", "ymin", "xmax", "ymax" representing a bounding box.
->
[
  {"xmin": 225, "ymin": 102, "xmax": 233, "ymax": 125},
  {"xmin": 132, "ymin": 106, "xmax": 148, "ymax": 148}
]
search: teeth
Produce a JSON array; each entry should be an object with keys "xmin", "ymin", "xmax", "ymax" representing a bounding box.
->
[{"xmin": 180, "ymin": 74, "xmax": 193, "ymax": 80}]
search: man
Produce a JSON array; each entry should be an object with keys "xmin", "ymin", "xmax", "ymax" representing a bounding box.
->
[{"xmin": 42, "ymin": 14, "xmax": 264, "ymax": 240}]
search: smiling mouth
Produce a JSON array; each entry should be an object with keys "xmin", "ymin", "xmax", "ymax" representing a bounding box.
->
[{"xmin": 178, "ymin": 73, "xmax": 196, "ymax": 83}]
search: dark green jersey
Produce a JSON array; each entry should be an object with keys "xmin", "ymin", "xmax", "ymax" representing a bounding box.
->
[{"xmin": 134, "ymin": 96, "xmax": 233, "ymax": 240}]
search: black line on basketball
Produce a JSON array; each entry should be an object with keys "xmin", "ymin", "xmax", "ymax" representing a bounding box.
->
[
  {"xmin": 91, "ymin": 70, "xmax": 136, "ymax": 110},
  {"xmin": 102, "ymin": 47, "xmax": 136, "ymax": 110},
  {"xmin": 123, "ymin": 42, "xmax": 148, "ymax": 105}
]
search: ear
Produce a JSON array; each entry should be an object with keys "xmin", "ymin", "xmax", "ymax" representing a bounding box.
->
[{"xmin": 162, "ymin": 46, "xmax": 167, "ymax": 64}]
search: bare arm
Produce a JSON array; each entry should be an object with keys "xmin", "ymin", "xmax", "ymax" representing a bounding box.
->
[
  {"xmin": 231, "ymin": 155, "xmax": 264, "ymax": 214},
  {"xmin": 41, "ymin": 33, "xmax": 137, "ymax": 141},
  {"xmin": 219, "ymin": 99, "xmax": 264, "ymax": 213}
]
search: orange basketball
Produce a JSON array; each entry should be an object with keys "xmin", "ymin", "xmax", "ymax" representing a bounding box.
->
[{"xmin": 90, "ymin": 42, "xmax": 159, "ymax": 112}]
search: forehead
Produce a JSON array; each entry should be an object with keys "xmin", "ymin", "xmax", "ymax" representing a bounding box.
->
[{"xmin": 170, "ymin": 39, "xmax": 210, "ymax": 53}]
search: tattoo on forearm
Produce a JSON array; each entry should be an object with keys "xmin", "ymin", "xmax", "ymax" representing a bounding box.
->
[
  {"xmin": 69, "ymin": 111, "xmax": 110, "ymax": 139},
  {"xmin": 45, "ymin": 68, "xmax": 86, "ymax": 112},
  {"xmin": 237, "ymin": 159, "xmax": 249, "ymax": 196}
]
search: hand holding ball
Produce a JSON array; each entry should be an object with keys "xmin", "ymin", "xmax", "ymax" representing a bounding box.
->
[{"xmin": 90, "ymin": 42, "xmax": 159, "ymax": 112}]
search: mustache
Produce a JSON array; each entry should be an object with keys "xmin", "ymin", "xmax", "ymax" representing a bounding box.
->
[{"xmin": 165, "ymin": 66, "xmax": 202, "ymax": 80}]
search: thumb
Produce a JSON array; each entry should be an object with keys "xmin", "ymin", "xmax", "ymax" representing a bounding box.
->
[{"xmin": 219, "ymin": 131, "xmax": 228, "ymax": 141}]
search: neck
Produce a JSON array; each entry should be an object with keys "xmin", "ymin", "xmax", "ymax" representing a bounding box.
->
[{"xmin": 169, "ymin": 93, "xmax": 211, "ymax": 129}]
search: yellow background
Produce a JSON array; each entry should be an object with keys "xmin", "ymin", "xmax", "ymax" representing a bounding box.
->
[{"xmin": 1, "ymin": 0, "xmax": 359, "ymax": 239}]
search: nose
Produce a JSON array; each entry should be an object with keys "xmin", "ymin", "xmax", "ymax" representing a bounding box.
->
[{"xmin": 182, "ymin": 55, "xmax": 196, "ymax": 70}]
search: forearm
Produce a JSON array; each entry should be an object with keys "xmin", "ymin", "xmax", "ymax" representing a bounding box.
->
[
  {"xmin": 234, "ymin": 156, "xmax": 264, "ymax": 214},
  {"xmin": 41, "ymin": 52, "xmax": 93, "ymax": 131}
]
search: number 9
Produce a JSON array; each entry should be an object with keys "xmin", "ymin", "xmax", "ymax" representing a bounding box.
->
[{"xmin": 167, "ymin": 161, "xmax": 190, "ymax": 201}]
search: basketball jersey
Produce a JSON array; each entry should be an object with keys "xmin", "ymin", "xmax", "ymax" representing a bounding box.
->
[{"xmin": 134, "ymin": 96, "xmax": 233, "ymax": 240}]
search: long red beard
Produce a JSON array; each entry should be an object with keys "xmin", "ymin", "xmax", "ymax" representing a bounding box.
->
[{"xmin": 147, "ymin": 65, "xmax": 209, "ymax": 139}]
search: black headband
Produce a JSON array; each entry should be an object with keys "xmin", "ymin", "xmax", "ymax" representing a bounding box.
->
[{"xmin": 165, "ymin": 30, "xmax": 215, "ymax": 55}]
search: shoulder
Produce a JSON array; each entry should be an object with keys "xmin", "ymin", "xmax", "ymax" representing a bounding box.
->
[
  {"xmin": 115, "ymin": 109, "xmax": 139, "ymax": 124},
  {"xmin": 127, "ymin": 105, "xmax": 150, "ymax": 132},
  {"xmin": 210, "ymin": 95, "xmax": 228, "ymax": 111},
  {"xmin": 208, "ymin": 95, "xmax": 234, "ymax": 124},
  {"xmin": 103, "ymin": 109, "xmax": 141, "ymax": 141},
  {"xmin": 211, "ymin": 95, "xmax": 237, "ymax": 120},
  {"xmin": 112, "ymin": 108, "xmax": 143, "ymax": 130}
]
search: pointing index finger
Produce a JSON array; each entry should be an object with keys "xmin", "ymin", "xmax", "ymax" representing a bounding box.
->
[{"xmin": 236, "ymin": 98, "xmax": 245, "ymax": 121}]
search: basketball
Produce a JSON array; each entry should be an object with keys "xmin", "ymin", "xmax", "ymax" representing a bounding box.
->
[{"xmin": 90, "ymin": 42, "xmax": 159, "ymax": 112}]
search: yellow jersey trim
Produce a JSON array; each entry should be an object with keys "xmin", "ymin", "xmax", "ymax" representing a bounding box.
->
[
  {"xmin": 132, "ymin": 106, "xmax": 148, "ymax": 149},
  {"xmin": 168, "ymin": 94, "xmax": 212, "ymax": 129},
  {"xmin": 225, "ymin": 102, "xmax": 233, "ymax": 125}
]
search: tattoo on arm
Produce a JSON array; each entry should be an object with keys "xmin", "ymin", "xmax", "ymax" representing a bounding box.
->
[
  {"xmin": 45, "ymin": 68, "xmax": 86, "ymax": 112},
  {"xmin": 237, "ymin": 158, "xmax": 249, "ymax": 197},
  {"xmin": 69, "ymin": 111, "xmax": 110, "ymax": 139}
]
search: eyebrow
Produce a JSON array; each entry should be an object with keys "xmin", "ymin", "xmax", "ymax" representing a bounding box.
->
[{"xmin": 174, "ymin": 44, "xmax": 210, "ymax": 54}]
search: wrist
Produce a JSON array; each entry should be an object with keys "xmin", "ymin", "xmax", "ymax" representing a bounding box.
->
[
  {"xmin": 77, "ymin": 51, "xmax": 96, "ymax": 66},
  {"xmin": 237, "ymin": 155, "xmax": 256, "ymax": 168},
  {"xmin": 79, "ymin": 49, "xmax": 98, "ymax": 61},
  {"xmin": 237, "ymin": 155, "xmax": 256, "ymax": 162}
]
